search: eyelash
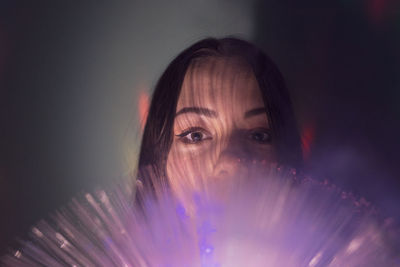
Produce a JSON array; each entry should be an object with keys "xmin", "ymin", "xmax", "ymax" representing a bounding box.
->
[
  {"xmin": 176, "ymin": 127, "xmax": 272, "ymax": 145},
  {"xmin": 248, "ymin": 128, "xmax": 272, "ymax": 144},
  {"xmin": 176, "ymin": 127, "xmax": 212, "ymax": 144}
]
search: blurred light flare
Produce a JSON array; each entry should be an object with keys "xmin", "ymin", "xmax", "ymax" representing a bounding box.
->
[
  {"xmin": 2, "ymin": 166, "xmax": 398, "ymax": 266},
  {"xmin": 301, "ymin": 122, "xmax": 315, "ymax": 161},
  {"xmin": 368, "ymin": 0, "xmax": 388, "ymax": 24},
  {"xmin": 138, "ymin": 90, "xmax": 150, "ymax": 131}
]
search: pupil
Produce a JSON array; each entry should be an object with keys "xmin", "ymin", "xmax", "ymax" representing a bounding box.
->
[
  {"xmin": 191, "ymin": 132, "xmax": 202, "ymax": 141},
  {"xmin": 254, "ymin": 133, "xmax": 263, "ymax": 141}
]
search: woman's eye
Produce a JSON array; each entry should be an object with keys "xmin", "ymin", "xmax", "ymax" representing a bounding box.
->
[
  {"xmin": 176, "ymin": 128, "xmax": 211, "ymax": 144},
  {"xmin": 249, "ymin": 129, "xmax": 271, "ymax": 144}
]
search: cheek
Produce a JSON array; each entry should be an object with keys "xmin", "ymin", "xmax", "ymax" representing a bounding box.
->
[
  {"xmin": 165, "ymin": 139, "xmax": 277, "ymax": 185},
  {"xmin": 166, "ymin": 141, "xmax": 216, "ymax": 192},
  {"xmin": 245, "ymin": 147, "xmax": 278, "ymax": 173},
  {"xmin": 248, "ymin": 145, "xmax": 277, "ymax": 162}
]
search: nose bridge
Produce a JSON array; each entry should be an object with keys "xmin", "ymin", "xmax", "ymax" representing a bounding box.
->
[
  {"xmin": 213, "ymin": 129, "xmax": 249, "ymax": 178},
  {"xmin": 222, "ymin": 129, "xmax": 248, "ymax": 157}
]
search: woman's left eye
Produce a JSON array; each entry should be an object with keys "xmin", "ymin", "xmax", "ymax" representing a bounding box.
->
[
  {"xmin": 176, "ymin": 127, "xmax": 212, "ymax": 144},
  {"xmin": 249, "ymin": 129, "xmax": 271, "ymax": 144}
]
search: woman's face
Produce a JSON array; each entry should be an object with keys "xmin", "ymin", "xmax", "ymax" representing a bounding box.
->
[{"xmin": 166, "ymin": 57, "xmax": 277, "ymax": 196}]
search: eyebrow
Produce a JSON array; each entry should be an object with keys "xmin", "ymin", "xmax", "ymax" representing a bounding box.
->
[
  {"xmin": 244, "ymin": 107, "xmax": 267, "ymax": 119},
  {"xmin": 175, "ymin": 107, "xmax": 218, "ymax": 118}
]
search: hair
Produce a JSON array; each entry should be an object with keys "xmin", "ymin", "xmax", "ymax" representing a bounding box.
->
[{"xmin": 137, "ymin": 37, "xmax": 303, "ymax": 190}]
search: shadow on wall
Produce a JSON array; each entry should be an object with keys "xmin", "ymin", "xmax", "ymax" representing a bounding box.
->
[
  {"xmin": 0, "ymin": 0, "xmax": 256, "ymax": 254},
  {"xmin": 252, "ymin": 0, "xmax": 400, "ymax": 219}
]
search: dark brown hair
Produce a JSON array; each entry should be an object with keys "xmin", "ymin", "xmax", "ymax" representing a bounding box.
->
[{"xmin": 137, "ymin": 37, "xmax": 303, "ymax": 189}]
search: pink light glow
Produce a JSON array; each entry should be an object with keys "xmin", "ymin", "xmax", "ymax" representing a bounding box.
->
[{"xmin": 2, "ymin": 167, "xmax": 398, "ymax": 266}]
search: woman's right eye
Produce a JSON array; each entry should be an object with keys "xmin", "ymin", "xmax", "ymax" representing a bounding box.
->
[{"xmin": 176, "ymin": 127, "xmax": 212, "ymax": 144}]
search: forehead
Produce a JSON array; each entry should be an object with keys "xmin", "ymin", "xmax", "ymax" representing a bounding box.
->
[{"xmin": 177, "ymin": 57, "xmax": 264, "ymax": 115}]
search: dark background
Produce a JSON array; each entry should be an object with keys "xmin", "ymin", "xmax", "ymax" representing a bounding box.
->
[{"xmin": 1, "ymin": 0, "xmax": 399, "ymax": 253}]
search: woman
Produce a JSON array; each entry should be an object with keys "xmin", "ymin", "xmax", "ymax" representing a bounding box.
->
[
  {"xmin": 4, "ymin": 37, "xmax": 397, "ymax": 267},
  {"xmin": 137, "ymin": 37, "xmax": 303, "ymax": 199}
]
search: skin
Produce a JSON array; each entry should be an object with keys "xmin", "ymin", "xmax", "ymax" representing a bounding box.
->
[{"xmin": 166, "ymin": 57, "xmax": 277, "ymax": 198}]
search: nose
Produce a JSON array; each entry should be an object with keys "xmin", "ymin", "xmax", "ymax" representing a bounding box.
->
[
  {"xmin": 212, "ymin": 131, "xmax": 250, "ymax": 179},
  {"xmin": 213, "ymin": 151, "xmax": 248, "ymax": 178}
]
